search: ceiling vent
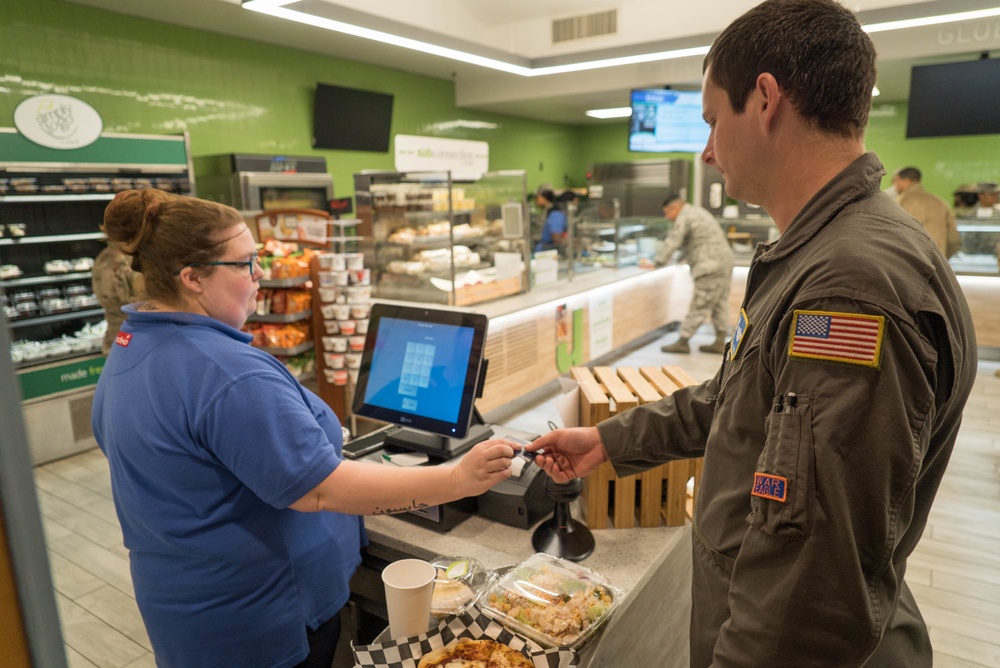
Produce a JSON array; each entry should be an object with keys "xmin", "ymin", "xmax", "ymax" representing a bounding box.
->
[{"xmin": 552, "ymin": 9, "xmax": 618, "ymax": 44}]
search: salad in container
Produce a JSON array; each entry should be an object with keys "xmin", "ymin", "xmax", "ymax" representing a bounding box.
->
[{"xmin": 480, "ymin": 553, "xmax": 621, "ymax": 649}]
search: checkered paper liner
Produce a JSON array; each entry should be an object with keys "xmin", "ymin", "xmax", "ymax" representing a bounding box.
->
[{"xmin": 351, "ymin": 608, "xmax": 578, "ymax": 668}]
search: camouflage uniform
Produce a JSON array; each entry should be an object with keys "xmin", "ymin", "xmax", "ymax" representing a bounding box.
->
[
  {"xmin": 657, "ymin": 203, "xmax": 735, "ymax": 339},
  {"xmin": 92, "ymin": 244, "xmax": 145, "ymax": 355}
]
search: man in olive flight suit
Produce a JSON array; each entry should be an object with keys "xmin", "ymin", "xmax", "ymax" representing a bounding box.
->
[{"xmin": 528, "ymin": 1, "xmax": 976, "ymax": 665}]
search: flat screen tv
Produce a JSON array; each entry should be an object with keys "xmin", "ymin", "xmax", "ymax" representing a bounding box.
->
[
  {"xmin": 906, "ymin": 58, "xmax": 1000, "ymax": 138},
  {"xmin": 628, "ymin": 89, "xmax": 709, "ymax": 153},
  {"xmin": 352, "ymin": 304, "xmax": 491, "ymax": 457},
  {"xmin": 313, "ymin": 83, "xmax": 393, "ymax": 152}
]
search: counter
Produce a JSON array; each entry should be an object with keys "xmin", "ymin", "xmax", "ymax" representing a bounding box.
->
[{"xmin": 357, "ymin": 510, "xmax": 693, "ymax": 667}]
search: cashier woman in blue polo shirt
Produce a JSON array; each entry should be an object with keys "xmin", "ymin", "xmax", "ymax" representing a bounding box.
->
[
  {"xmin": 91, "ymin": 188, "xmax": 518, "ymax": 668},
  {"xmin": 534, "ymin": 187, "xmax": 568, "ymax": 253}
]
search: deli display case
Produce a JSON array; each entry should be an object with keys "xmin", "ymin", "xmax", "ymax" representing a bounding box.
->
[
  {"xmin": 355, "ymin": 170, "xmax": 531, "ymax": 306},
  {"xmin": 572, "ymin": 206, "xmax": 670, "ymax": 272},
  {"xmin": 951, "ymin": 215, "xmax": 1000, "ymax": 275}
]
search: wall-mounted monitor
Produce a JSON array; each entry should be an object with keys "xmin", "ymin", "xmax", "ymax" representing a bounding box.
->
[
  {"xmin": 906, "ymin": 58, "xmax": 1000, "ymax": 138},
  {"xmin": 352, "ymin": 304, "xmax": 492, "ymax": 458},
  {"xmin": 628, "ymin": 89, "xmax": 709, "ymax": 153},
  {"xmin": 313, "ymin": 83, "xmax": 394, "ymax": 152}
]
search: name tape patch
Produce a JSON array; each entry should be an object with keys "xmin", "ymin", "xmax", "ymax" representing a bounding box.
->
[
  {"xmin": 115, "ymin": 332, "xmax": 132, "ymax": 348},
  {"xmin": 788, "ymin": 310, "xmax": 884, "ymax": 368},
  {"xmin": 752, "ymin": 472, "xmax": 788, "ymax": 503}
]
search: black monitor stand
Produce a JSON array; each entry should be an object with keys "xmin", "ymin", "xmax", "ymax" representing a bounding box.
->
[{"xmin": 384, "ymin": 408, "xmax": 493, "ymax": 460}]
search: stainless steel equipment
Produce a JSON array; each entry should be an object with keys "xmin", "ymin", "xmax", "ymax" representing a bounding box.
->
[{"xmin": 194, "ymin": 153, "xmax": 333, "ymax": 211}]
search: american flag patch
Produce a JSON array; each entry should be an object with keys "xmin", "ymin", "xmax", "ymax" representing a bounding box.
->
[{"xmin": 788, "ymin": 310, "xmax": 884, "ymax": 368}]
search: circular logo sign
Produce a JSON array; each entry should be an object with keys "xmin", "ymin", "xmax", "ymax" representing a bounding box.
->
[{"xmin": 14, "ymin": 95, "xmax": 103, "ymax": 150}]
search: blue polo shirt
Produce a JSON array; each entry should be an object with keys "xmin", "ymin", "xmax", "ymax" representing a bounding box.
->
[
  {"xmin": 535, "ymin": 207, "xmax": 568, "ymax": 252},
  {"xmin": 93, "ymin": 307, "xmax": 365, "ymax": 668}
]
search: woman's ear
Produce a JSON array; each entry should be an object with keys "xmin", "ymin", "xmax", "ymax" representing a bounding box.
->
[{"xmin": 177, "ymin": 266, "xmax": 206, "ymax": 295}]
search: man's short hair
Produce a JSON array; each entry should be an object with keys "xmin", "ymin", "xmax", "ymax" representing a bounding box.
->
[
  {"xmin": 977, "ymin": 182, "xmax": 999, "ymax": 195},
  {"xmin": 704, "ymin": 0, "xmax": 876, "ymax": 139},
  {"xmin": 662, "ymin": 194, "xmax": 683, "ymax": 208},
  {"xmin": 895, "ymin": 167, "xmax": 921, "ymax": 182}
]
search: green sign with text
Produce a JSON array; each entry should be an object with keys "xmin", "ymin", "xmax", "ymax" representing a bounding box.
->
[{"xmin": 18, "ymin": 357, "xmax": 105, "ymax": 401}]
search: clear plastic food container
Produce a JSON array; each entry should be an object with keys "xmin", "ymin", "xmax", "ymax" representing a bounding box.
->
[
  {"xmin": 429, "ymin": 556, "xmax": 494, "ymax": 619},
  {"xmin": 479, "ymin": 553, "xmax": 621, "ymax": 649}
]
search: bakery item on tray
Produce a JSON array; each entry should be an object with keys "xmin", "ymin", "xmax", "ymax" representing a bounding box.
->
[{"xmin": 417, "ymin": 638, "xmax": 533, "ymax": 668}]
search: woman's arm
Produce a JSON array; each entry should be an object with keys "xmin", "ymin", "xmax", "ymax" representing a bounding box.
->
[{"xmin": 289, "ymin": 438, "xmax": 517, "ymax": 515}]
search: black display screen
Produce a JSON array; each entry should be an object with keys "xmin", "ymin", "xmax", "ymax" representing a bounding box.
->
[
  {"xmin": 312, "ymin": 83, "xmax": 394, "ymax": 152},
  {"xmin": 906, "ymin": 59, "xmax": 1000, "ymax": 138}
]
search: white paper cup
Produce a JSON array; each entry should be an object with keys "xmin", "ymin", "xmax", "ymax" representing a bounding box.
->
[
  {"xmin": 381, "ymin": 559, "xmax": 435, "ymax": 640},
  {"xmin": 345, "ymin": 252, "xmax": 365, "ymax": 270}
]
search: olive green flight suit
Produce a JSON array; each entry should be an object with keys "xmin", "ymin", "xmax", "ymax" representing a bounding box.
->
[{"xmin": 599, "ymin": 153, "xmax": 976, "ymax": 667}]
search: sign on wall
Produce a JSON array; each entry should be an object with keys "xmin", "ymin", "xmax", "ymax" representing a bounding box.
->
[
  {"xmin": 14, "ymin": 94, "xmax": 103, "ymax": 150},
  {"xmin": 394, "ymin": 134, "xmax": 489, "ymax": 180}
]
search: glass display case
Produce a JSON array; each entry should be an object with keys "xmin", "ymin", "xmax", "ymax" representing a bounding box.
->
[
  {"xmin": 716, "ymin": 216, "xmax": 778, "ymax": 265},
  {"xmin": 572, "ymin": 214, "xmax": 670, "ymax": 271},
  {"xmin": 951, "ymin": 216, "xmax": 1000, "ymax": 275},
  {"xmin": 355, "ymin": 170, "xmax": 530, "ymax": 306}
]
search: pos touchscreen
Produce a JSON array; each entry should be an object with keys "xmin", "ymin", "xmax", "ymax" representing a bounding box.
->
[{"xmin": 352, "ymin": 304, "xmax": 488, "ymax": 442}]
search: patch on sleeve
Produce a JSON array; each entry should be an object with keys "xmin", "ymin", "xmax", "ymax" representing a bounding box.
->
[
  {"xmin": 787, "ymin": 309, "xmax": 884, "ymax": 368},
  {"xmin": 752, "ymin": 472, "xmax": 788, "ymax": 502},
  {"xmin": 729, "ymin": 308, "xmax": 750, "ymax": 361}
]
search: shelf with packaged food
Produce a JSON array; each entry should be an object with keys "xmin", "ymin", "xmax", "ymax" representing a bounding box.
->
[
  {"xmin": 246, "ymin": 309, "xmax": 312, "ymax": 324},
  {"xmin": 256, "ymin": 341, "xmax": 315, "ymax": 357},
  {"xmin": 258, "ymin": 275, "xmax": 311, "ymax": 289},
  {"xmin": 0, "ymin": 271, "xmax": 94, "ymax": 287},
  {"xmin": 7, "ymin": 307, "xmax": 105, "ymax": 329}
]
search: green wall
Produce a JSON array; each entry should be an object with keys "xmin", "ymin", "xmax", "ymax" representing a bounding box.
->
[
  {"xmin": 1, "ymin": 0, "xmax": 583, "ymax": 198},
  {"xmin": 4, "ymin": 0, "xmax": 1000, "ymax": 204},
  {"xmin": 865, "ymin": 102, "xmax": 1000, "ymax": 199},
  {"xmin": 576, "ymin": 122, "xmax": 698, "ymax": 192}
]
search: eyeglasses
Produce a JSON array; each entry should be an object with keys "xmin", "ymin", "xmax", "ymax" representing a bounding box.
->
[{"xmin": 181, "ymin": 250, "xmax": 259, "ymax": 277}]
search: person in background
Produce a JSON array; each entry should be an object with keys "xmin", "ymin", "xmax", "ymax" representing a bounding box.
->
[
  {"xmin": 92, "ymin": 240, "xmax": 146, "ymax": 356},
  {"xmin": 534, "ymin": 186, "xmax": 568, "ymax": 253},
  {"xmin": 977, "ymin": 181, "xmax": 1000, "ymax": 214},
  {"xmin": 657, "ymin": 194, "xmax": 734, "ymax": 354},
  {"xmin": 91, "ymin": 189, "xmax": 518, "ymax": 668},
  {"xmin": 528, "ymin": 1, "xmax": 976, "ymax": 665},
  {"xmin": 952, "ymin": 183, "xmax": 979, "ymax": 217},
  {"xmin": 892, "ymin": 166, "xmax": 962, "ymax": 258}
]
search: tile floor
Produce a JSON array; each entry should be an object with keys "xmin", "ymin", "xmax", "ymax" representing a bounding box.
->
[{"xmin": 34, "ymin": 326, "xmax": 1000, "ymax": 667}]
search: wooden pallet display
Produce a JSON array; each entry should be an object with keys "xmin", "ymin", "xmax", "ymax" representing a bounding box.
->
[{"xmin": 571, "ymin": 365, "xmax": 705, "ymax": 529}]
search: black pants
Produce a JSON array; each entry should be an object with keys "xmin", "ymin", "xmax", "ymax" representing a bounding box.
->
[{"xmin": 293, "ymin": 611, "xmax": 342, "ymax": 668}]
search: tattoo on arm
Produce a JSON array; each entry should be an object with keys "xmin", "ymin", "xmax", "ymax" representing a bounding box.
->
[{"xmin": 373, "ymin": 499, "xmax": 431, "ymax": 515}]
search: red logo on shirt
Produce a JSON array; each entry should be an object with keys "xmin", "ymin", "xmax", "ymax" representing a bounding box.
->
[{"xmin": 115, "ymin": 332, "xmax": 132, "ymax": 347}]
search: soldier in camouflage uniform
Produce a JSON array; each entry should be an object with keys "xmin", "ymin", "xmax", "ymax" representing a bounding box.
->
[
  {"xmin": 92, "ymin": 243, "xmax": 145, "ymax": 355},
  {"xmin": 656, "ymin": 194, "xmax": 735, "ymax": 353}
]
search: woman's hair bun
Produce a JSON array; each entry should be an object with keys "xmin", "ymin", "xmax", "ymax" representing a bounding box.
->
[{"xmin": 103, "ymin": 188, "xmax": 172, "ymax": 258}]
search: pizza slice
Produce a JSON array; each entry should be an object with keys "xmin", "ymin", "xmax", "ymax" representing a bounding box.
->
[{"xmin": 416, "ymin": 637, "xmax": 534, "ymax": 668}]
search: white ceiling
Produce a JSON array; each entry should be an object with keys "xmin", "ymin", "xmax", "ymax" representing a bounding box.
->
[{"xmin": 60, "ymin": 0, "xmax": 1000, "ymax": 124}]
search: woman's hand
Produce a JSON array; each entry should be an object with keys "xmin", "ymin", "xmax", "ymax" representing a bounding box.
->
[
  {"xmin": 451, "ymin": 438, "xmax": 517, "ymax": 497},
  {"xmin": 525, "ymin": 427, "xmax": 609, "ymax": 483}
]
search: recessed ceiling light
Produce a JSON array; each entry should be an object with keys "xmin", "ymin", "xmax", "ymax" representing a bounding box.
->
[{"xmin": 585, "ymin": 107, "xmax": 633, "ymax": 119}]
